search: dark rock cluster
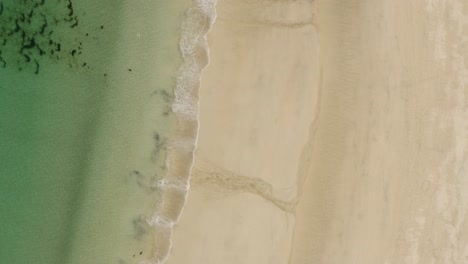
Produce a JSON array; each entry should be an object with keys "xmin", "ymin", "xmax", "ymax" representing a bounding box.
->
[{"xmin": 0, "ymin": 0, "xmax": 83, "ymax": 74}]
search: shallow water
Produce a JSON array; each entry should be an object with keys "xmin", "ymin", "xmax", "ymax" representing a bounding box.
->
[{"xmin": 0, "ymin": 1, "xmax": 191, "ymax": 263}]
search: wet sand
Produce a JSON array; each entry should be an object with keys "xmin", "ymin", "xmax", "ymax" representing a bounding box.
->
[{"xmin": 167, "ymin": 1, "xmax": 319, "ymax": 263}]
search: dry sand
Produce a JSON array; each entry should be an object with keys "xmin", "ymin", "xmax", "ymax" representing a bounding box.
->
[{"xmin": 167, "ymin": 0, "xmax": 468, "ymax": 263}]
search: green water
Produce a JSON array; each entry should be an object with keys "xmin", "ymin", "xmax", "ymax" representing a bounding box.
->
[{"xmin": 0, "ymin": 1, "xmax": 188, "ymax": 263}]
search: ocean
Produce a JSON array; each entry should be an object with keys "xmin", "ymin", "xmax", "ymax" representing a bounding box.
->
[{"xmin": 0, "ymin": 0, "xmax": 215, "ymax": 263}]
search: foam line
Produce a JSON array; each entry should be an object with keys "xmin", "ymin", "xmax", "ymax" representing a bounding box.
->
[{"xmin": 139, "ymin": 1, "xmax": 218, "ymax": 263}]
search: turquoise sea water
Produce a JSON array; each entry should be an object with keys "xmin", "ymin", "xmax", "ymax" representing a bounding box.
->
[{"xmin": 0, "ymin": 0, "xmax": 190, "ymax": 263}]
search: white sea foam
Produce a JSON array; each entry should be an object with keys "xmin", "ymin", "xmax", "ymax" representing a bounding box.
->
[
  {"xmin": 139, "ymin": 0, "xmax": 217, "ymax": 263},
  {"xmin": 147, "ymin": 214, "xmax": 175, "ymax": 229},
  {"xmin": 155, "ymin": 177, "xmax": 190, "ymax": 191}
]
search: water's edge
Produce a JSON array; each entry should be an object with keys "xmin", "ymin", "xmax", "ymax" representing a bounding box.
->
[{"xmin": 141, "ymin": 1, "xmax": 218, "ymax": 263}]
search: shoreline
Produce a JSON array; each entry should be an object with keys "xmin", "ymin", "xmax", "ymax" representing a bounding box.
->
[
  {"xmin": 166, "ymin": 1, "xmax": 319, "ymax": 263},
  {"xmin": 143, "ymin": 1, "xmax": 218, "ymax": 263},
  {"xmin": 1, "ymin": 0, "xmax": 465, "ymax": 263}
]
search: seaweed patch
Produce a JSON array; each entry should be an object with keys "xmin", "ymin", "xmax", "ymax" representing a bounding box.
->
[
  {"xmin": 0, "ymin": 0, "xmax": 85, "ymax": 74},
  {"xmin": 131, "ymin": 216, "xmax": 149, "ymax": 240}
]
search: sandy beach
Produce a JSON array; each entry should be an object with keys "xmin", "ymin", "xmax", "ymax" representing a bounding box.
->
[{"xmin": 166, "ymin": 0, "xmax": 468, "ymax": 263}]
